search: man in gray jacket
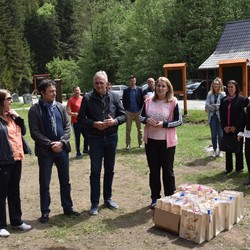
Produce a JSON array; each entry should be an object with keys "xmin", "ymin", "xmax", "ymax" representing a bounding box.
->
[{"xmin": 28, "ymin": 79, "xmax": 80, "ymax": 223}]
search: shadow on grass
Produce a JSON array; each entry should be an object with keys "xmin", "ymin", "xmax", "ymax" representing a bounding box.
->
[
  {"xmin": 147, "ymin": 225, "xmax": 201, "ymax": 249},
  {"xmin": 23, "ymin": 212, "xmax": 90, "ymax": 231},
  {"xmin": 102, "ymin": 206, "xmax": 152, "ymax": 229},
  {"xmin": 196, "ymin": 170, "xmax": 250, "ymax": 195},
  {"xmin": 116, "ymin": 147, "xmax": 145, "ymax": 156},
  {"xmin": 185, "ymin": 156, "xmax": 214, "ymax": 167}
]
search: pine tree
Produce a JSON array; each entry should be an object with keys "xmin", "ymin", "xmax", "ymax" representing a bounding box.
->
[{"xmin": 0, "ymin": 0, "xmax": 32, "ymax": 92}]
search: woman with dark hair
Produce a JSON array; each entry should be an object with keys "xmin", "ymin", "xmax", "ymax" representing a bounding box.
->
[
  {"xmin": 140, "ymin": 77, "xmax": 182, "ymax": 209},
  {"xmin": 0, "ymin": 89, "xmax": 31, "ymax": 237},
  {"xmin": 219, "ymin": 80, "xmax": 246, "ymax": 174}
]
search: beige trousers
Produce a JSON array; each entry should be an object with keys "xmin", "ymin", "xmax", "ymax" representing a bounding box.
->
[{"xmin": 125, "ymin": 110, "xmax": 142, "ymax": 146}]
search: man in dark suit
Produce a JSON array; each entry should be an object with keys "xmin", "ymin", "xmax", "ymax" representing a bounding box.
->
[{"xmin": 122, "ymin": 75, "xmax": 144, "ymax": 150}]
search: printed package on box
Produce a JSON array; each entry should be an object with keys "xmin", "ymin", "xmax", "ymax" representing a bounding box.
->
[{"xmin": 152, "ymin": 184, "xmax": 244, "ymax": 244}]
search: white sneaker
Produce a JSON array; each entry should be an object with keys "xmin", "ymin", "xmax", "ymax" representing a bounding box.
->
[
  {"xmin": 212, "ymin": 151, "xmax": 216, "ymax": 157},
  {"xmin": 13, "ymin": 223, "xmax": 32, "ymax": 231},
  {"xmin": 218, "ymin": 151, "xmax": 223, "ymax": 157},
  {"xmin": 0, "ymin": 229, "xmax": 10, "ymax": 237}
]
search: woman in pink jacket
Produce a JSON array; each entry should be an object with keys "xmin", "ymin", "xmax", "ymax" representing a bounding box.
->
[{"xmin": 140, "ymin": 77, "xmax": 182, "ymax": 209}]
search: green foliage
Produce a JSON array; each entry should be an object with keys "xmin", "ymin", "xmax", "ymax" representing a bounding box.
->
[
  {"xmin": 37, "ymin": 2, "xmax": 55, "ymax": 16},
  {"xmin": 46, "ymin": 57, "xmax": 80, "ymax": 93},
  {"xmin": 55, "ymin": 0, "xmax": 81, "ymax": 59},
  {"xmin": 25, "ymin": 3, "xmax": 59, "ymax": 73},
  {"xmin": 0, "ymin": 0, "xmax": 32, "ymax": 93},
  {"xmin": 2, "ymin": 0, "xmax": 250, "ymax": 93}
]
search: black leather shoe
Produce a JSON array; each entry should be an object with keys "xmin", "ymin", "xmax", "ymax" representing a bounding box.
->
[
  {"xmin": 236, "ymin": 170, "xmax": 243, "ymax": 175},
  {"xmin": 104, "ymin": 199, "xmax": 119, "ymax": 209},
  {"xmin": 223, "ymin": 170, "xmax": 232, "ymax": 175},
  {"xmin": 244, "ymin": 179, "xmax": 250, "ymax": 186},
  {"xmin": 39, "ymin": 214, "xmax": 49, "ymax": 223},
  {"xmin": 64, "ymin": 209, "xmax": 81, "ymax": 217}
]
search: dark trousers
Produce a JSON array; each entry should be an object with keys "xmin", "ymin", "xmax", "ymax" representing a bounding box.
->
[
  {"xmin": 89, "ymin": 133, "xmax": 118, "ymax": 205},
  {"xmin": 225, "ymin": 138, "xmax": 244, "ymax": 172},
  {"xmin": 0, "ymin": 161, "xmax": 23, "ymax": 229},
  {"xmin": 145, "ymin": 138, "xmax": 176, "ymax": 199},
  {"xmin": 72, "ymin": 122, "xmax": 89, "ymax": 155},
  {"xmin": 245, "ymin": 138, "xmax": 250, "ymax": 177},
  {"xmin": 38, "ymin": 150, "xmax": 73, "ymax": 214}
]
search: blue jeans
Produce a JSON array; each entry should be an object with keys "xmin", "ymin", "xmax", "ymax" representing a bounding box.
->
[
  {"xmin": 72, "ymin": 123, "xmax": 89, "ymax": 155},
  {"xmin": 89, "ymin": 133, "xmax": 118, "ymax": 205},
  {"xmin": 210, "ymin": 113, "xmax": 223, "ymax": 151},
  {"xmin": 38, "ymin": 150, "xmax": 73, "ymax": 214}
]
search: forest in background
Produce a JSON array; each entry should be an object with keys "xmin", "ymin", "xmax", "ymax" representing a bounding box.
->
[{"xmin": 1, "ymin": 0, "xmax": 250, "ymax": 94}]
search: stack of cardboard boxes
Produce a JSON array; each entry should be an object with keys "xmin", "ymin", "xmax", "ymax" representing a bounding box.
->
[{"xmin": 153, "ymin": 184, "xmax": 243, "ymax": 244}]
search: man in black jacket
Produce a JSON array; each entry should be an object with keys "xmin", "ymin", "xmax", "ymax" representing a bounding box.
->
[
  {"xmin": 122, "ymin": 75, "xmax": 144, "ymax": 150},
  {"xmin": 28, "ymin": 79, "xmax": 80, "ymax": 223},
  {"xmin": 78, "ymin": 71, "xmax": 126, "ymax": 215}
]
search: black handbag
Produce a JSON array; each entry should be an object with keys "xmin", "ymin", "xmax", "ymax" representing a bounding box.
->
[
  {"xmin": 22, "ymin": 136, "xmax": 32, "ymax": 154},
  {"xmin": 220, "ymin": 134, "xmax": 240, "ymax": 153}
]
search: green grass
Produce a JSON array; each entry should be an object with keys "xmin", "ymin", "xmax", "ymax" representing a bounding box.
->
[
  {"xmin": 15, "ymin": 104, "xmax": 250, "ymax": 196},
  {"xmin": 9, "ymin": 104, "xmax": 250, "ymax": 247}
]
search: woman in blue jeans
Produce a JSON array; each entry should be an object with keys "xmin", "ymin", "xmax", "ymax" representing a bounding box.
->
[{"xmin": 205, "ymin": 77, "xmax": 225, "ymax": 157}]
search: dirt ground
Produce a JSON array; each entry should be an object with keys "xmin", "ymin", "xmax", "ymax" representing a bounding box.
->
[{"xmin": 1, "ymin": 150, "xmax": 250, "ymax": 250}]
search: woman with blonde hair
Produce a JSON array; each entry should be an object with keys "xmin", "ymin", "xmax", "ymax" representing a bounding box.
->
[
  {"xmin": 0, "ymin": 89, "xmax": 31, "ymax": 237},
  {"xmin": 205, "ymin": 77, "xmax": 225, "ymax": 157},
  {"xmin": 140, "ymin": 77, "xmax": 182, "ymax": 209}
]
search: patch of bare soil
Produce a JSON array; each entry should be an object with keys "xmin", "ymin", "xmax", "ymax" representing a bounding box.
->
[{"xmin": 1, "ymin": 151, "xmax": 250, "ymax": 250}]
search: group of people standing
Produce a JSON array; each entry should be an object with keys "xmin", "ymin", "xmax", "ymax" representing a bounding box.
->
[
  {"xmin": 206, "ymin": 78, "xmax": 250, "ymax": 185},
  {"xmin": 10, "ymin": 71, "xmax": 250, "ymax": 238},
  {"xmin": 0, "ymin": 71, "xmax": 182, "ymax": 237}
]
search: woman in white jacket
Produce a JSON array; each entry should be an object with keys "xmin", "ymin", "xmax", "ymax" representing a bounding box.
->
[{"xmin": 205, "ymin": 77, "xmax": 225, "ymax": 157}]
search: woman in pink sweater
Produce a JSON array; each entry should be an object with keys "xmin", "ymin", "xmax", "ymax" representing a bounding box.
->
[{"xmin": 140, "ymin": 77, "xmax": 182, "ymax": 209}]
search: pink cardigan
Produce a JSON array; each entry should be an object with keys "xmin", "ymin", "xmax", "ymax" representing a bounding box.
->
[{"xmin": 143, "ymin": 97, "xmax": 178, "ymax": 148}]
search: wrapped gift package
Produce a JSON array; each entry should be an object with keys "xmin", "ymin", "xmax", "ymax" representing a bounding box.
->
[{"xmin": 153, "ymin": 184, "xmax": 244, "ymax": 244}]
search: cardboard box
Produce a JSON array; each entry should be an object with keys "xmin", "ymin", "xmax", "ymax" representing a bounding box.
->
[{"xmin": 153, "ymin": 208, "xmax": 180, "ymax": 234}]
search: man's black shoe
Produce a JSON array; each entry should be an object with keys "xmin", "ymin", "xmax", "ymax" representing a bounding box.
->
[
  {"xmin": 244, "ymin": 179, "xmax": 250, "ymax": 186},
  {"xmin": 236, "ymin": 169, "xmax": 243, "ymax": 175},
  {"xmin": 64, "ymin": 209, "xmax": 81, "ymax": 217},
  {"xmin": 223, "ymin": 169, "xmax": 232, "ymax": 175},
  {"xmin": 39, "ymin": 214, "xmax": 49, "ymax": 224},
  {"xmin": 104, "ymin": 199, "xmax": 119, "ymax": 209}
]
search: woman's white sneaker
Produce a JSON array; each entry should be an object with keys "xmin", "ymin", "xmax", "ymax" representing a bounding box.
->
[
  {"xmin": 218, "ymin": 151, "xmax": 223, "ymax": 157},
  {"xmin": 0, "ymin": 229, "xmax": 10, "ymax": 237},
  {"xmin": 13, "ymin": 223, "xmax": 32, "ymax": 231},
  {"xmin": 212, "ymin": 150, "xmax": 216, "ymax": 157}
]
